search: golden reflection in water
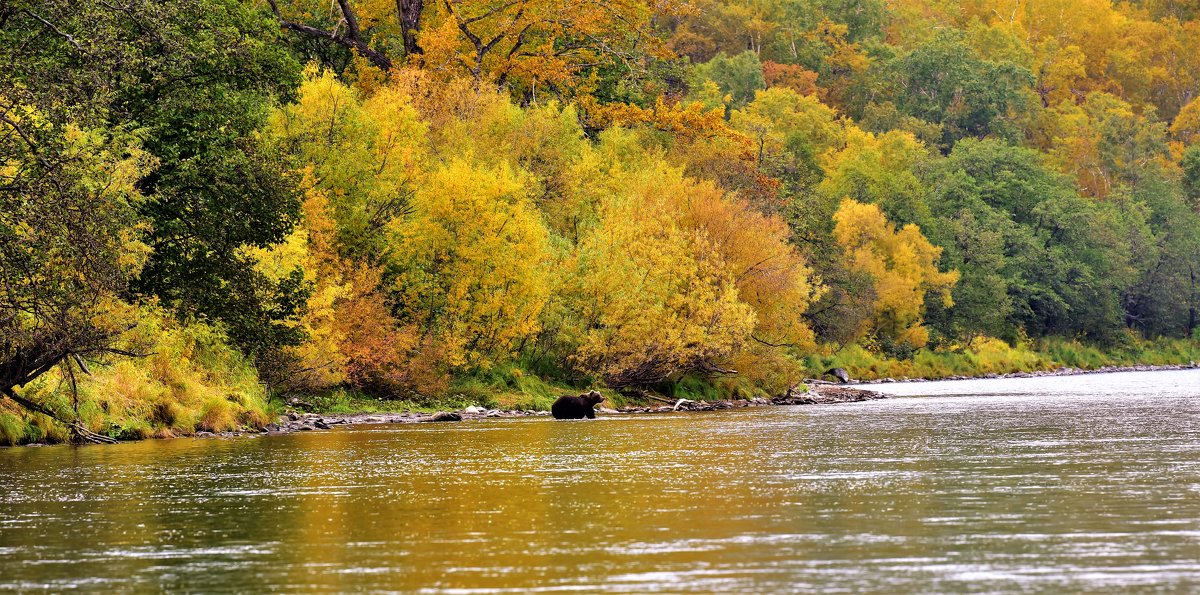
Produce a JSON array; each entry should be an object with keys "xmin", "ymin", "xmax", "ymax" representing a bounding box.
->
[{"xmin": 2, "ymin": 371, "xmax": 1200, "ymax": 593}]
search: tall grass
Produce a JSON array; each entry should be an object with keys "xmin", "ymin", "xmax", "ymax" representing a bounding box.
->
[{"xmin": 2, "ymin": 305, "xmax": 273, "ymax": 445}]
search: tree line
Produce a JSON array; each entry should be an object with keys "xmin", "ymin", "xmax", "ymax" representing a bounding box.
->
[{"xmin": 1, "ymin": 0, "xmax": 1198, "ymax": 442}]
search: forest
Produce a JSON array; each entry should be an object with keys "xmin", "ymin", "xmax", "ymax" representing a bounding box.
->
[{"xmin": 3, "ymin": 0, "xmax": 1200, "ymax": 444}]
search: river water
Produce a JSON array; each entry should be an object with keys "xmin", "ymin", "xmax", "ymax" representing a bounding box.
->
[{"xmin": 1, "ymin": 369, "xmax": 1199, "ymax": 593}]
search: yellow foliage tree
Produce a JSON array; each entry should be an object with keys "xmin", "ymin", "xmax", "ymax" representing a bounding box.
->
[
  {"xmin": 731, "ymin": 86, "xmax": 844, "ymax": 169},
  {"xmin": 832, "ymin": 198, "xmax": 958, "ymax": 349},
  {"xmin": 555, "ymin": 163, "xmax": 756, "ymax": 387},
  {"xmin": 391, "ymin": 160, "xmax": 551, "ymax": 368},
  {"xmin": 683, "ymin": 185, "xmax": 824, "ymax": 392},
  {"xmin": 680, "ymin": 186, "xmax": 821, "ymax": 352},
  {"xmin": 819, "ymin": 126, "xmax": 931, "ymax": 225},
  {"xmin": 1171, "ymin": 98, "xmax": 1200, "ymax": 146},
  {"xmin": 247, "ymin": 172, "xmax": 448, "ymax": 395},
  {"xmin": 268, "ymin": 66, "xmax": 427, "ymax": 257}
]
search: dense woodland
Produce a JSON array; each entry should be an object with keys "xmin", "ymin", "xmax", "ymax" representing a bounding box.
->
[{"xmin": 3, "ymin": 0, "xmax": 1200, "ymax": 443}]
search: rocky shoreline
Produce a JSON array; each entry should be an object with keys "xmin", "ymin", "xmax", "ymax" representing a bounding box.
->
[
  {"xmin": 854, "ymin": 361, "xmax": 1200, "ymax": 385},
  {"xmin": 187, "ymin": 362, "xmax": 1200, "ymax": 440},
  {"xmin": 227, "ymin": 383, "xmax": 887, "ymax": 437}
]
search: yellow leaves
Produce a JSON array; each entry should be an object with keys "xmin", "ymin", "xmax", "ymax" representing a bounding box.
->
[
  {"xmin": 818, "ymin": 125, "xmax": 930, "ymax": 223},
  {"xmin": 391, "ymin": 160, "xmax": 551, "ymax": 368},
  {"xmin": 412, "ymin": 0, "xmax": 657, "ymax": 93},
  {"xmin": 823, "ymin": 126, "xmax": 926, "ymax": 176},
  {"xmin": 551, "ymin": 153, "xmax": 820, "ymax": 387},
  {"xmin": 558, "ymin": 162, "xmax": 756, "ymax": 386},
  {"xmin": 732, "ymin": 86, "xmax": 844, "ymax": 160},
  {"xmin": 1043, "ymin": 92, "xmax": 1172, "ymax": 198},
  {"xmin": 955, "ymin": 0, "xmax": 1199, "ymax": 118},
  {"xmin": 681, "ymin": 185, "xmax": 821, "ymax": 352},
  {"xmin": 1034, "ymin": 42, "xmax": 1088, "ymax": 106},
  {"xmin": 833, "ymin": 199, "xmax": 958, "ymax": 349},
  {"xmin": 269, "ymin": 67, "xmax": 430, "ymax": 260},
  {"xmin": 1172, "ymin": 98, "xmax": 1200, "ymax": 145},
  {"xmin": 272, "ymin": 64, "xmax": 427, "ymax": 188},
  {"xmin": 259, "ymin": 57, "xmax": 829, "ymax": 391}
]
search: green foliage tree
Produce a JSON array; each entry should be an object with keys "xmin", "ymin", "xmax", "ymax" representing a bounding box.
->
[
  {"xmin": 1183, "ymin": 144, "xmax": 1200, "ymax": 208},
  {"xmin": 1, "ymin": 0, "xmax": 309, "ymax": 358},
  {"xmin": 922, "ymin": 139, "xmax": 1142, "ymax": 343},
  {"xmin": 690, "ymin": 51, "xmax": 767, "ymax": 109},
  {"xmin": 885, "ymin": 30, "xmax": 1036, "ymax": 149}
]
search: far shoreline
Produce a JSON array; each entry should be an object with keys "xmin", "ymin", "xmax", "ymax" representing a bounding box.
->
[{"xmin": 851, "ymin": 361, "xmax": 1200, "ymax": 385}]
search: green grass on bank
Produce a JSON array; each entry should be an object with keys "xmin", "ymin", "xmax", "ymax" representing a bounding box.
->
[
  {"xmin": 289, "ymin": 357, "xmax": 779, "ymax": 415},
  {"xmin": 289, "ymin": 335, "xmax": 1200, "ymax": 417}
]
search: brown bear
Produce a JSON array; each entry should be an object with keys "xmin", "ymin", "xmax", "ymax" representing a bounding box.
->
[{"xmin": 551, "ymin": 390, "xmax": 605, "ymax": 419}]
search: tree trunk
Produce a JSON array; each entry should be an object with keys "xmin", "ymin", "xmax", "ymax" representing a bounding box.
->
[{"xmin": 397, "ymin": 0, "xmax": 424, "ymax": 56}]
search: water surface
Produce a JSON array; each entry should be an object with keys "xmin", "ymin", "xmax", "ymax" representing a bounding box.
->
[{"xmin": 2, "ymin": 369, "xmax": 1199, "ymax": 592}]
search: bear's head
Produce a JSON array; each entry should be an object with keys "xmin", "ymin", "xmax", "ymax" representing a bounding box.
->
[{"xmin": 584, "ymin": 390, "xmax": 604, "ymax": 405}]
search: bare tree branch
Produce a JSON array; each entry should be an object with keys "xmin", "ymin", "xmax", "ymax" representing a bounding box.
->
[{"xmin": 23, "ymin": 10, "xmax": 82, "ymax": 51}]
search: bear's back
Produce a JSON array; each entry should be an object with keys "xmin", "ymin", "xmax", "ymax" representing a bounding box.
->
[{"xmin": 551, "ymin": 395, "xmax": 592, "ymax": 419}]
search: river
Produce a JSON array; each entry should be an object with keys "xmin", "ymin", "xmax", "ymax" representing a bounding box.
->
[{"xmin": 2, "ymin": 369, "xmax": 1199, "ymax": 592}]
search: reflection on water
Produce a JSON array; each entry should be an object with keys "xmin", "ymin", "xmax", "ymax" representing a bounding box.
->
[{"xmin": 2, "ymin": 369, "xmax": 1199, "ymax": 593}]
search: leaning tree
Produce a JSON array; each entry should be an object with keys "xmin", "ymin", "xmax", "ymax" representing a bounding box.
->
[{"xmin": 0, "ymin": 101, "xmax": 151, "ymax": 443}]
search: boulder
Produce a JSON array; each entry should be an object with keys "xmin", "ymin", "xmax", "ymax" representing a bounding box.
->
[
  {"xmin": 826, "ymin": 367, "xmax": 851, "ymax": 383},
  {"xmin": 425, "ymin": 411, "xmax": 463, "ymax": 422}
]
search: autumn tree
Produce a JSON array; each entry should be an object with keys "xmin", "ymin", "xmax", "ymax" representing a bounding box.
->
[
  {"xmin": 730, "ymin": 86, "xmax": 843, "ymax": 196},
  {"xmin": 392, "ymin": 161, "xmax": 551, "ymax": 369},
  {"xmin": 832, "ymin": 199, "xmax": 958, "ymax": 351},
  {"xmin": 555, "ymin": 162, "xmax": 756, "ymax": 387},
  {"xmin": 0, "ymin": 109, "xmax": 151, "ymax": 441},
  {"xmin": 269, "ymin": 67, "xmax": 427, "ymax": 260},
  {"xmin": 1044, "ymin": 92, "xmax": 1171, "ymax": 199},
  {"xmin": 266, "ymin": 0, "xmax": 675, "ymax": 99},
  {"xmin": 819, "ymin": 127, "xmax": 932, "ymax": 228}
]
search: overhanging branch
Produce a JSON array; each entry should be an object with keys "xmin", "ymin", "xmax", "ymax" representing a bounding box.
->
[{"xmin": 266, "ymin": 0, "xmax": 393, "ymax": 70}]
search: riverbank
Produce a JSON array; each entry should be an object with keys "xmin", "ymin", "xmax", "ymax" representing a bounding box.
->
[
  {"xmin": 806, "ymin": 337, "xmax": 1200, "ymax": 385},
  {"xmin": 217, "ymin": 384, "xmax": 888, "ymax": 438},
  {"xmin": 6, "ymin": 336, "xmax": 1196, "ymax": 446},
  {"xmin": 853, "ymin": 361, "xmax": 1200, "ymax": 384}
]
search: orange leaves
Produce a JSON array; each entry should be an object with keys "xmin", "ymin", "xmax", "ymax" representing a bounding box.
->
[
  {"xmin": 762, "ymin": 61, "xmax": 820, "ymax": 96},
  {"xmin": 335, "ymin": 264, "xmax": 447, "ymax": 397},
  {"xmin": 683, "ymin": 189, "xmax": 821, "ymax": 352},
  {"xmin": 583, "ymin": 96, "xmax": 734, "ymax": 140}
]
